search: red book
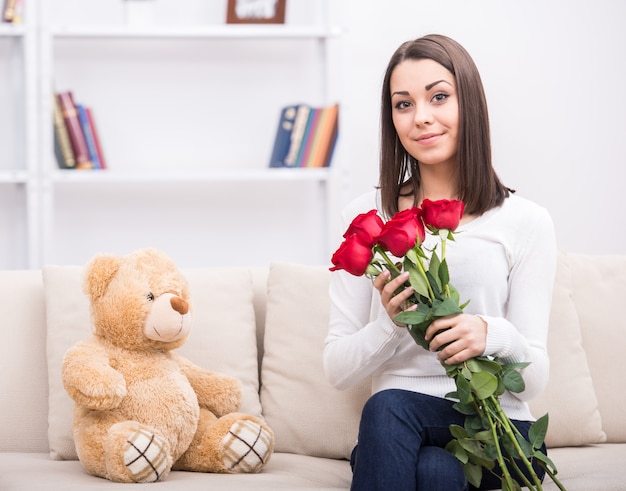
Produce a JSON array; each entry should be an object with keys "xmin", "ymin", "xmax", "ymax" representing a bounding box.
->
[
  {"xmin": 57, "ymin": 91, "xmax": 92, "ymax": 169},
  {"xmin": 86, "ymin": 107, "xmax": 107, "ymax": 170}
]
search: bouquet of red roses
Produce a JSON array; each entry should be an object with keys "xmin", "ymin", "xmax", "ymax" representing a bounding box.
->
[{"xmin": 330, "ymin": 199, "xmax": 564, "ymax": 491}]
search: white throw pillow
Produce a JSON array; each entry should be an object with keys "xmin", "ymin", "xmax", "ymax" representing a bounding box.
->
[
  {"xmin": 260, "ymin": 262, "xmax": 370, "ymax": 460},
  {"xmin": 567, "ymin": 253, "xmax": 626, "ymax": 442},
  {"xmin": 528, "ymin": 251, "xmax": 606, "ymax": 447},
  {"xmin": 44, "ymin": 265, "xmax": 262, "ymax": 461}
]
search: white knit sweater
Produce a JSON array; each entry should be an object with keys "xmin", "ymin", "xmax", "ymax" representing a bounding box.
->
[{"xmin": 323, "ymin": 190, "xmax": 557, "ymax": 421}]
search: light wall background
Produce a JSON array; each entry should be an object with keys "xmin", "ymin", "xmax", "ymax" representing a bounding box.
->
[
  {"xmin": 334, "ymin": 0, "xmax": 626, "ymax": 255},
  {"xmin": 3, "ymin": 0, "xmax": 624, "ymax": 269}
]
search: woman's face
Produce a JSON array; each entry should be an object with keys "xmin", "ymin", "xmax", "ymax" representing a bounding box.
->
[{"xmin": 390, "ymin": 58, "xmax": 459, "ymax": 169}]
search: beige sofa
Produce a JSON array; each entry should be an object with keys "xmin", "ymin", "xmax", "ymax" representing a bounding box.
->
[{"xmin": 1, "ymin": 252, "xmax": 624, "ymax": 490}]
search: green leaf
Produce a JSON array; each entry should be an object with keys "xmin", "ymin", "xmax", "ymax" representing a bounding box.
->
[
  {"xmin": 438, "ymin": 258, "xmax": 450, "ymax": 288},
  {"xmin": 462, "ymin": 462, "xmax": 483, "ymax": 488},
  {"xmin": 453, "ymin": 400, "xmax": 477, "ymax": 415},
  {"xmin": 501, "ymin": 479, "xmax": 522, "ymax": 491},
  {"xmin": 445, "ymin": 440, "xmax": 469, "ymax": 464},
  {"xmin": 503, "ymin": 369, "xmax": 525, "ymax": 393},
  {"xmin": 455, "ymin": 372, "xmax": 473, "ymax": 404},
  {"xmin": 404, "ymin": 248, "xmax": 418, "ymax": 265},
  {"xmin": 515, "ymin": 433, "xmax": 533, "ymax": 458},
  {"xmin": 473, "ymin": 430, "xmax": 495, "ymax": 444},
  {"xmin": 532, "ymin": 449, "xmax": 557, "ymax": 471},
  {"xmin": 408, "ymin": 265, "xmax": 431, "ymax": 299},
  {"xmin": 528, "ymin": 413, "xmax": 549, "ymax": 449},
  {"xmin": 429, "ymin": 250, "xmax": 441, "ymax": 280},
  {"xmin": 503, "ymin": 361, "xmax": 531, "ymax": 371},
  {"xmin": 426, "ymin": 271, "xmax": 442, "ymax": 299},
  {"xmin": 465, "ymin": 357, "xmax": 502, "ymax": 375},
  {"xmin": 469, "ymin": 371, "xmax": 498, "ymax": 400},
  {"xmin": 395, "ymin": 309, "xmax": 430, "ymax": 326},
  {"xmin": 449, "ymin": 424, "xmax": 468, "ymax": 439},
  {"xmin": 432, "ymin": 296, "xmax": 463, "ymax": 318}
]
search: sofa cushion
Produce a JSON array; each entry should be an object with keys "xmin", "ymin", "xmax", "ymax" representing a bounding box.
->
[
  {"xmin": 567, "ymin": 253, "xmax": 626, "ymax": 443},
  {"xmin": 528, "ymin": 251, "xmax": 606, "ymax": 447},
  {"xmin": 43, "ymin": 265, "xmax": 262, "ymax": 461},
  {"xmin": 0, "ymin": 271, "xmax": 50, "ymax": 453},
  {"xmin": 260, "ymin": 262, "xmax": 370, "ymax": 460}
]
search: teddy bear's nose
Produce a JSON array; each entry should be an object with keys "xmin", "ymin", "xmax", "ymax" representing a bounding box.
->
[{"xmin": 170, "ymin": 296, "xmax": 189, "ymax": 315}]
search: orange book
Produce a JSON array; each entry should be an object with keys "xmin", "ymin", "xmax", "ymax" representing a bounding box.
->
[{"xmin": 307, "ymin": 104, "xmax": 339, "ymax": 168}]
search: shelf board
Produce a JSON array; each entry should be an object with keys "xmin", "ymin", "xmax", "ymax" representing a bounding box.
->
[
  {"xmin": 50, "ymin": 24, "xmax": 341, "ymax": 40},
  {"xmin": 0, "ymin": 24, "xmax": 25, "ymax": 37},
  {"xmin": 0, "ymin": 170, "xmax": 28, "ymax": 183},
  {"xmin": 50, "ymin": 167, "xmax": 332, "ymax": 184}
]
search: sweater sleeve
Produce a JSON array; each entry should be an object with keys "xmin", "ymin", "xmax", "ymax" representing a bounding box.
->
[
  {"xmin": 323, "ymin": 190, "xmax": 409, "ymax": 390},
  {"xmin": 323, "ymin": 270, "xmax": 407, "ymax": 390},
  {"xmin": 483, "ymin": 205, "xmax": 557, "ymax": 401}
]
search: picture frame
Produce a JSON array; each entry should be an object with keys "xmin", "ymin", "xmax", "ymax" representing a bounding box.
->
[{"xmin": 226, "ymin": 0, "xmax": 286, "ymax": 24}]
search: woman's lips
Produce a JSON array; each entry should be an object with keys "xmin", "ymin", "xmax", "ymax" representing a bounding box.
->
[{"xmin": 416, "ymin": 133, "xmax": 441, "ymax": 144}]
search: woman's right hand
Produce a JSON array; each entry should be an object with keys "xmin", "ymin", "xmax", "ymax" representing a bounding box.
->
[{"xmin": 372, "ymin": 270, "xmax": 415, "ymax": 325}]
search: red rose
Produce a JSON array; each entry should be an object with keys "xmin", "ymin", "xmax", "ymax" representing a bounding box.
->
[
  {"xmin": 376, "ymin": 207, "xmax": 425, "ymax": 257},
  {"xmin": 343, "ymin": 210, "xmax": 384, "ymax": 247},
  {"xmin": 421, "ymin": 199, "xmax": 465, "ymax": 231},
  {"xmin": 329, "ymin": 233, "xmax": 374, "ymax": 276}
]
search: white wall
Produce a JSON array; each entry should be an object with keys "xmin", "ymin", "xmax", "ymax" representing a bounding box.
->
[
  {"xmin": 8, "ymin": 0, "xmax": 623, "ymax": 270},
  {"xmin": 335, "ymin": 0, "xmax": 626, "ymax": 254}
]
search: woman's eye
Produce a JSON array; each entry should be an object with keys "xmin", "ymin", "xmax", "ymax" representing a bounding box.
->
[
  {"xmin": 147, "ymin": 292, "xmax": 154, "ymax": 302},
  {"xmin": 394, "ymin": 101, "xmax": 411, "ymax": 110},
  {"xmin": 432, "ymin": 93, "xmax": 449, "ymax": 103}
]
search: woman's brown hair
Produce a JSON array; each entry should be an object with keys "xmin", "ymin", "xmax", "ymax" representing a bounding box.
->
[{"xmin": 379, "ymin": 34, "xmax": 510, "ymax": 219}]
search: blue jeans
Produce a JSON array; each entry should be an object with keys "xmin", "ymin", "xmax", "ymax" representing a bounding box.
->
[{"xmin": 350, "ymin": 389, "xmax": 546, "ymax": 491}]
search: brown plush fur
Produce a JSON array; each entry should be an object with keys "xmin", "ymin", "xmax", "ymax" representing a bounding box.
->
[{"xmin": 62, "ymin": 248, "xmax": 274, "ymax": 483}]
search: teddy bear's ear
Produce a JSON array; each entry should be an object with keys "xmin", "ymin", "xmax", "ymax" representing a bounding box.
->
[{"xmin": 83, "ymin": 254, "xmax": 123, "ymax": 300}]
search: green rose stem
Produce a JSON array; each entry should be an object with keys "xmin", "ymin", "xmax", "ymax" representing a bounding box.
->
[
  {"xmin": 483, "ymin": 402, "xmax": 519, "ymax": 490},
  {"xmin": 490, "ymin": 396, "xmax": 544, "ymax": 489}
]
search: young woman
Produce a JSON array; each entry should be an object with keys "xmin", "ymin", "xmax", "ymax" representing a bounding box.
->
[{"xmin": 323, "ymin": 34, "xmax": 557, "ymax": 491}]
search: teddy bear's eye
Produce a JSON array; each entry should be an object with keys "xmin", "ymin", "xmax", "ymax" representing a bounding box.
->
[{"xmin": 147, "ymin": 292, "xmax": 154, "ymax": 302}]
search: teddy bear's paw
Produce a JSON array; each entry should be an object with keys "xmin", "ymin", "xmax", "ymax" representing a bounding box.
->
[
  {"xmin": 120, "ymin": 426, "xmax": 172, "ymax": 482},
  {"xmin": 221, "ymin": 419, "xmax": 274, "ymax": 473}
]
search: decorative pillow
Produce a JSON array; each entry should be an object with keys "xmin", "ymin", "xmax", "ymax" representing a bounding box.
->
[
  {"xmin": 260, "ymin": 262, "xmax": 370, "ymax": 460},
  {"xmin": 43, "ymin": 265, "xmax": 262, "ymax": 461},
  {"xmin": 567, "ymin": 253, "xmax": 626, "ymax": 442},
  {"xmin": 528, "ymin": 251, "xmax": 606, "ymax": 447}
]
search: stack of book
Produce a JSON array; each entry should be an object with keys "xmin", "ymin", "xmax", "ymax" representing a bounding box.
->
[
  {"xmin": 268, "ymin": 103, "xmax": 338, "ymax": 168},
  {"xmin": 53, "ymin": 91, "xmax": 106, "ymax": 170},
  {"xmin": 2, "ymin": 0, "xmax": 22, "ymax": 24}
]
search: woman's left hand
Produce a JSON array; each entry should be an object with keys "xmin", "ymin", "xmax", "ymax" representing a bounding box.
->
[{"xmin": 425, "ymin": 314, "xmax": 487, "ymax": 364}]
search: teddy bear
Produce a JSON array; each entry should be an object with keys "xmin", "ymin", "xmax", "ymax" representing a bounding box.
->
[{"xmin": 61, "ymin": 247, "xmax": 274, "ymax": 483}]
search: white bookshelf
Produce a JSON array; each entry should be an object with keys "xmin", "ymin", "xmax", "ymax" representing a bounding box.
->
[
  {"xmin": 35, "ymin": 0, "xmax": 344, "ymax": 268},
  {"xmin": 0, "ymin": 0, "xmax": 38, "ymax": 269}
]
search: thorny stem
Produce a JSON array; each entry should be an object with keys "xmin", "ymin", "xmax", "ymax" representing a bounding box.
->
[
  {"xmin": 483, "ymin": 400, "xmax": 517, "ymax": 490},
  {"xmin": 489, "ymin": 395, "xmax": 544, "ymax": 490}
]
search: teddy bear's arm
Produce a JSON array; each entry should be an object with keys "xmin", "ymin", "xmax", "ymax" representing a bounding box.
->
[
  {"xmin": 173, "ymin": 354, "xmax": 242, "ymax": 417},
  {"xmin": 62, "ymin": 338, "xmax": 127, "ymax": 410}
]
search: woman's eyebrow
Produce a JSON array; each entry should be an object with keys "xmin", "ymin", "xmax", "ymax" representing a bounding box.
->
[{"xmin": 425, "ymin": 79, "xmax": 453, "ymax": 91}]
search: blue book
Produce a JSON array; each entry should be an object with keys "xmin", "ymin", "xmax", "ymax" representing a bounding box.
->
[
  {"xmin": 76, "ymin": 103, "xmax": 101, "ymax": 170},
  {"xmin": 268, "ymin": 104, "xmax": 299, "ymax": 168}
]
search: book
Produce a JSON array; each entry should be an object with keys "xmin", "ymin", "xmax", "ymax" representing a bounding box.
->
[
  {"xmin": 283, "ymin": 104, "xmax": 311, "ymax": 167},
  {"xmin": 307, "ymin": 104, "xmax": 339, "ymax": 168},
  {"xmin": 86, "ymin": 107, "xmax": 107, "ymax": 170},
  {"xmin": 320, "ymin": 108, "xmax": 339, "ymax": 168},
  {"xmin": 57, "ymin": 91, "xmax": 93, "ymax": 169},
  {"xmin": 295, "ymin": 107, "xmax": 322, "ymax": 167},
  {"xmin": 52, "ymin": 94, "xmax": 76, "ymax": 169},
  {"xmin": 268, "ymin": 104, "xmax": 298, "ymax": 168},
  {"xmin": 2, "ymin": 0, "xmax": 16, "ymax": 23},
  {"xmin": 11, "ymin": 0, "xmax": 22, "ymax": 23},
  {"xmin": 76, "ymin": 103, "xmax": 101, "ymax": 169}
]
